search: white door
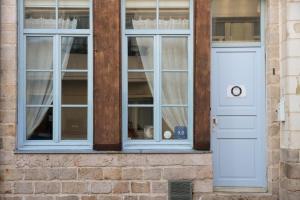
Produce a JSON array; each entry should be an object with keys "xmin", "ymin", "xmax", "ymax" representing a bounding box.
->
[{"xmin": 211, "ymin": 47, "xmax": 266, "ymax": 187}]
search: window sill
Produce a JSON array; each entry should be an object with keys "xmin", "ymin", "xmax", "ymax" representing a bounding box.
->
[{"xmin": 14, "ymin": 149, "xmax": 211, "ymax": 154}]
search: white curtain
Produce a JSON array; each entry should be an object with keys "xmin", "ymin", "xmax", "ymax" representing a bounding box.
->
[
  {"xmin": 26, "ymin": 19, "xmax": 77, "ymax": 138},
  {"xmin": 132, "ymin": 19, "xmax": 188, "ymax": 133}
]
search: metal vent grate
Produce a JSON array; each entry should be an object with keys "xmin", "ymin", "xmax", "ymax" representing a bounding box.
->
[{"xmin": 168, "ymin": 181, "xmax": 192, "ymax": 200}]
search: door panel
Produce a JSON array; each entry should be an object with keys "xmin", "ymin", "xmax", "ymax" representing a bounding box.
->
[{"xmin": 212, "ymin": 48, "xmax": 266, "ymax": 187}]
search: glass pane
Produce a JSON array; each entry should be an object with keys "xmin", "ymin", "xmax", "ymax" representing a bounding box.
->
[
  {"xmin": 62, "ymin": 72, "xmax": 87, "ymax": 104},
  {"xmin": 126, "ymin": 0, "xmax": 157, "ymax": 29},
  {"xmin": 26, "ymin": 72, "xmax": 53, "ymax": 105},
  {"xmin": 128, "ymin": 72, "xmax": 153, "ymax": 104},
  {"xmin": 62, "ymin": 37, "xmax": 87, "ymax": 70},
  {"xmin": 159, "ymin": 0, "xmax": 189, "ymax": 29},
  {"xmin": 26, "ymin": 37, "xmax": 53, "ymax": 70},
  {"xmin": 212, "ymin": 0, "xmax": 261, "ymax": 42},
  {"xmin": 25, "ymin": 0, "xmax": 56, "ymax": 29},
  {"xmin": 61, "ymin": 107, "xmax": 87, "ymax": 140},
  {"xmin": 26, "ymin": 107, "xmax": 53, "ymax": 140},
  {"xmin": 162, "ymin": 72, "xmax": 188, "ymax": 105},
  {"xmin": 128, "ymin": 37, "xmax": 154, "ymax": 70},
  {"xmin": 58, "ymin": 0, "xmax": 89, "ymax": 29},
  {"xmin": 162, "ymin": 37, "xmax": 188, "ymax": 70},
  {"xmin": 162, "ymin": 107, "xmax": 188, "ymax": 140},
  {"xmin": 128, "ymin": 107, "xmax": 154, "ymax": 140}
]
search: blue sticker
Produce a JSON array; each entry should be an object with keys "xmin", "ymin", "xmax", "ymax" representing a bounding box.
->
[{"xmin": 174, "ymin": 126, "xmax": 187, "ymax": 139}]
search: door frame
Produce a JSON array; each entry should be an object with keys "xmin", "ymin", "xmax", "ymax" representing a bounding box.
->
[{"xmin": 210, "ymin": 0, "xmax": 267, "ymax": 189}]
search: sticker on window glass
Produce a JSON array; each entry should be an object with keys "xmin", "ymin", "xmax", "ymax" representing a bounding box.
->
[{"xmin": 174, "ymin": 126, "xmax": 187, "ymax": 139}]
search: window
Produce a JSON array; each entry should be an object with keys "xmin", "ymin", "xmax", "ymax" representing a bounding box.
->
[
  {"xmin": 122, "ymin": 0, "xmax": 193, "ymax": 149},
  {"xmin": 212, "ymin": 0, "xmax": 261, "ymax": 42},
  {"xmin": 18, "ymin": 0, "xmax": 93, "ymax": 150}
]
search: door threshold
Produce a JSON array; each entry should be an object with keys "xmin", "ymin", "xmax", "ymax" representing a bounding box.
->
[{"xmin": 214, "ymin": 187, "xmax": 267, "ymax": 193}]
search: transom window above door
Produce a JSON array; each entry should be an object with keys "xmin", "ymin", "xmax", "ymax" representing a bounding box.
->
[
  {"xmin": 212, "ymin": 0, "xmax": 261, "ymax": 42},
  {"xmin": 122, "ymin": 0, "xmax": 193, "ymax": 149}
]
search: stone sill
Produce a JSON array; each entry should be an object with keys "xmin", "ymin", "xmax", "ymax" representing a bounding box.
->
[{"xmin": 14, "ymin": 149, "xmax": 212, "ymax": 154}]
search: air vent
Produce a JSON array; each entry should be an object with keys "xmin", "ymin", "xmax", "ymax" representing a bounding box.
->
[{"xmin": 168, "ymin": 181, "xmax": 192, "ymax": 200}]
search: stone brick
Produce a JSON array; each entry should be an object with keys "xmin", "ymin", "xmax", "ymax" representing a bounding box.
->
[
  {"xmin": 193, "ymin": 180, "xmax": 213, "ymax": 193},
  {"xmin": 24, "ymin": 168, "xmax": 48, "ymax": 180},
  {"xmin": 112, "ymin": 181, "xmax": 130, "ymax": 194},
  {"xmin": 35, "ymin": 182, "xmax": 60, "ymax": 194},
  {"xmin": 97, "ymin": 196, "xmax": 121, "ymax": 200},
  {"xmin": 62, "ymin": 182, "xmax": 89, "ymax": 194},
  {"xmin": 0, "ymin": 124, "xmax": 15, "ymax": 136},
  {"xmin": 286, "ymin": 163, "xmax": 300, "ymax": 179},
  {"xmin": 0, "ymin": 168, "xmax": 23, "ymax": 181},
  {"xmin": 1, "ymin": 6, "xmax": 16, "ymax": 23},
  {"xmin": 287, "ymin": 191, "xmax": 300, "ymax": 200},
  {"xmin": 131, "ymin": 182, "xmax": 150, "ymax": 193},
  {"xmin": 151, "ymin": 181, "xmax": 168, "ymax": 194},
  {"xmin": 56, "ymin": 196, "xmax": 79, "ymax": 200},
  {"xmin": 163, "ymin": 166, "xmax": 212, "ymax": 180},
  {"xmin": 0, "ymin": 198, "xmax": 22, "ymax": 200},
  {"xmin": 0, "ymin": 182, "xmax": 12, "ymax": 194},
  {"xmin": 139, "ymin": 196, "xmax": 167, "ymax": 200},
  {"xmin": 78, "ymin": 168, "xmax": 103, "ymax": 180},
  {"xmin": 0, "ymin": 151, "xmax": 15, "ymax": 165},
  {"xmin": 146, "ymin": 154, "xmax": 211, "ymax": 166},
  {"xmin": 103, "ymin": 168, "xmax": 122, "ymax": 180},
  {"xmin": 122, "ymin": 168, "xmax": 143, "ymax": 180},
  {"xmin": 90, "ymin": 182, "xmax": 112, "ymax": 194},
  {"xmin": 14, "ymin": 182, "xmax": 33, "ymax": 194},
  {"xmin": 24, "ymin": 196, "xmax": 53, "ymax": 200},
  {"xmin": 123, "ymin": 196, "xmax": 138, "ymax": 200},
  {"xmin": 81, "ymin": 196, "xmax": 97, "ymax": 200},
  {"xmin": 143, "ymin": 168, "xmax": 161, "ymax": 180},
  {"xmin": 48, "ymin": 168, "xmax": 77, "ymax": 180}
]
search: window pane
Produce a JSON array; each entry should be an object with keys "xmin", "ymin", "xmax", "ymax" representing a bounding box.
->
[
  {"xmin": 128, "ymin": 37, "xmax": 154, "ymax": 70},
  {"xmin": 61, "ymin": 107, "xmax": 87, "ymax": 140},
  {"xmin": 26, "ymin": 37, "xmax": 53, "ymax": 70},
  {"xmin": 212, "ymin": 0, "xmax": 261, "ymax": 42},
  {"xmin": 26, "ymin": 72, "xmax": 53, "ymax": 105},
  {"xmin": 25, "ymin": 0, "xmax": 56, "ymax": 29},
  {"xmin": 162, "ymin": 37, "xmax": 188, "ymax": 70},
  {"xmin": 62, "ymin": 72, "xmax": 87, "ymax": 105},
  {"xmin": 58, "ymin": 0, "xmax": 89, "ymax": 29},
  {"xmin": 26, "ymin": 107, "xmax": 53, "ymax": 140},
  {"xmin": 162, "ymin": 72, "xmax": 188, "ymax": 105},
  {"xmin": 162, "ymin": 107, "xmax": 187, "ymax": 140},
  {"xmin": 159, "ymin": 0, "xmax": 189, "ymax": 29},
  {"xmin": 62, "ymin": 37, "xmax": 87, "ymax": 70},
  {"xmin": 126, "ymin": 0, "xmax": 157, "ymax": 29},
  {"xmin": 128, "ymin": 107, "xmax": 154, "ymax": 140},
  {"xmin": 128, "ymin": 72, "xmax": 153, "ymax": 104}
]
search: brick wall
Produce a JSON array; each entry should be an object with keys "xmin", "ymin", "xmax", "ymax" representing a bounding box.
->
[
  {"xmin": 279, "ymin": 0, "xmax": 300, "ymax": 199},
  {"xmin": 0, "ymin": 153, "xmax": 212, "ymax": 200}
]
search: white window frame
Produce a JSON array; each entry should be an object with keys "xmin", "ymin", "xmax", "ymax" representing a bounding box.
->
[
  {"xmin": 17, "ymin": 0, "xmax": 93, "ymax": 150},
  {"xmin": 121, "ymin": 0, "xmax": 194, "ymax": 150}
]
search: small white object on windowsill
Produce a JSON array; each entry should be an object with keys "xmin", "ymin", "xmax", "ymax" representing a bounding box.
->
[{"xmin": 164, "ymin": 131, "xmax": 172, "ymax": 139}]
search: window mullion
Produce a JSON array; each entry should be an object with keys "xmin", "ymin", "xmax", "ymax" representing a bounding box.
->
[
  {"xmin": 154, "ymin": 35, "xmax": 161, "ymax": 142},
  {"xmin": 53, "ymin": 35, "xmax": 60, "ymax": 143}
]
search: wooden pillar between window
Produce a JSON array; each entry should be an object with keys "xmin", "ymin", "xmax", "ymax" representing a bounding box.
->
[
  {"xmin": 93, "ymin": 0, "xmax": 122, "ymax": 151},
  {"xmin": 194, "ymin": 0, "xmax": 211, "ymax": 150}
]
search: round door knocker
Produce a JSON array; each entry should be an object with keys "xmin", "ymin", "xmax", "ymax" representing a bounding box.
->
[{"xmin": 231, "ymin": 86, "xmax": 242, "ymax": 97}]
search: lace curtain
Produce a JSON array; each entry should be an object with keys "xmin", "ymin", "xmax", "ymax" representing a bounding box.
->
[
  {"xmin": 26, "ymin": 19, "xmax": 77, "ymax": 138},
  {"xmin": 132, "ymin": 19, "xmax": 188, "ymax": 134}
]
